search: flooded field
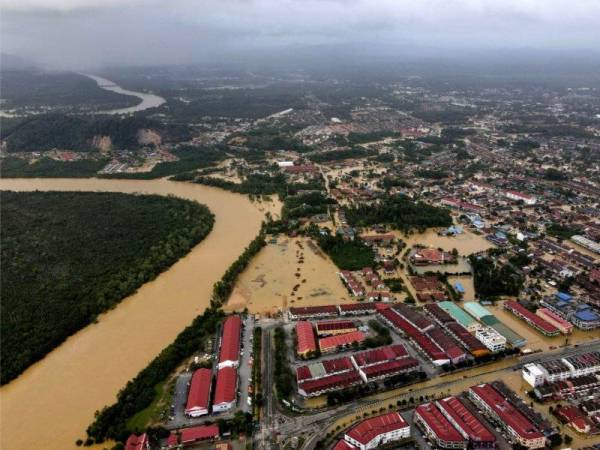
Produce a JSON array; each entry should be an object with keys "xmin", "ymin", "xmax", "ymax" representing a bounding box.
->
[
  {"xmin": 447, "ymin": 275, "xmax": 476, "ymax": 301},
  {"xmin": 226, "ymin": 237, "xmax": 351, "ymax": 315},
  {"xmin": 0, "ymin": 177, "xmax": 268, "ymax": 450},
  {"xmin": 396, "ymin": 228, "xmax": 493, "ymax": 256}
]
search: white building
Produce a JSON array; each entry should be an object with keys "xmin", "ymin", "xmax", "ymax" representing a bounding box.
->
[
  {"xmin": 522, "ymin": 353, "xmax": 600, "ymax": 387},
  {"xmin": 475, "ymin": 327, "xmax": 506, "ymax": 353},
  {"xmin": 571, "ymin": 235, "xmax": 600, "ymax": 255},
  {"xmin": 504, "ymin": 190, "xmax": 537, "ymax": 205},
  {"xmin": 344, "ymin": 412, "xmax": 410, "ymax": 450},
  {"xmin": 522, "ymin": 363, "xmax": 547, "ymax": 387}
]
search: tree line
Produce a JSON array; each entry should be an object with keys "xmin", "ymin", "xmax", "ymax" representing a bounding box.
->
[
  {"xmin": 273, "ymin": 327, "xmax": 294, "ymax": 400},
  {"xmin": 314, "ymin": 232, "xmax": 375, "ymax": 270}
]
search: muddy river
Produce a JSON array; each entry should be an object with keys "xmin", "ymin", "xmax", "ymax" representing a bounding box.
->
[
  {"xmin": 86, "ymin": 74, "xmax": 166, "ymax": 114},
  {"xmin": 0, "ymin": 177, "xmax": 268, "ymax": 450}
]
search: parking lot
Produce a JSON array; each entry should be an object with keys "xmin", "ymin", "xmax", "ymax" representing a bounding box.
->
[{"xmin": 166, "ymin": 314, "xmax": 256, "ymax": 429}]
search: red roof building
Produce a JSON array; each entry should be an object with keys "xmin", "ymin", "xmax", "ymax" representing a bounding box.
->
[
  {"xmin": 289, "ymin": 305, "xmax": 338, "ymax": 319},
  {"xmin": 392, "ymin": 304, "xmax": 434, "ymax": 332},
  {"xmin": 411, "ymin": 247, "xmax": 450, "ymax": 265},
  {"xmin": 332, "ymin": 439, "xmax": 356, "ymax": 450},
  {"xmin": 167, "ymin": 433, "xmax": 178, "ymax": 448},
  {"xmin": 185, "ymin": 368, "xmax": 212, "ymax": 417},
  {"xmin": 380, "ymin": 308, "xmax": 449, "ymax": 366},
  {"xmin": 536, "ymin": 308, "xmax": 573, "ymax": 335},
  {"xmin": 218, "ymin": 315, "xmax": 241, "ymax": 369},
  {"xmin": 344, "ymin": 412, "xmax": 410, "ymax": 450},
  {"xmin": 504, "ymin": 301, "xmax": 560, "ymax": 337},
  {"xmin": 316, "ymin": 319, "xmax": 357, "ymax": 336},
  {"xmin": 436, "ymin": 396, "xmax": 496, "ymax": 448},
  {"xmin": 296, "ymin": 356, "xmax": 355, "ymax": 383},
  {"xmin": 444, "ymin": 322, "xmax": 489, "ymax": 358},
  {"xmin": 555, "ymin": 405, "xmax": 591, "ymax": 434},
  {"xmin": 359, "ymin": 358, "xmax": 420, "ymax": 382},
  {"xmin": 285, "ymin": 164, "xmax": 318, "ymax": 174},
  {"xmin": 339, "ymin": 302, "xmax": 378, "ymax": 315},
  {"xmin": 469, "ymin": 384, "xmax": 546, "ymax": 449},
  {"xmin": 213, "ymin": 367, "xmax": 237, "ymax": 412},
  {"xmin": 125, "ymin": 433, "xmax": 149, "ymax": 450},
  {"xmin": 297, "ymin": 370, "xmax": 362, "ymax": 397},
  {"xmin": 181, "ymin": 425, "xmax": 220, "ymax": 445},
  {"xmin": 352, "ymin": 344, "xmax": 409, "ymax": 367},
  {"xmin": 426, "ymin": 327, "xmax": 467, "ymax": 364},
  {"xmin": 295, "ymin": 321, "xmax": 317, "ymax": 358},
  {"xmin": 319, "ymin": 330, "xmax": 365, "ymax": 353},
  {"xmin": 414, "ymin": 403, "xmax": 466, "ymax": 449}
]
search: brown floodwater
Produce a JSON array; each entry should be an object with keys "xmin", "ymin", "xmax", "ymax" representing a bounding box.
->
[
  {"xmin": 0, "ymin": 178, "xmax": 267, "ymax": 450},
  {"xmin": 226, "ymin": 237, "xmax": 352, "ymax": 315},
  {"xmin": 396, "ymin": 228, "xmax": 494, "ymax": 255}
]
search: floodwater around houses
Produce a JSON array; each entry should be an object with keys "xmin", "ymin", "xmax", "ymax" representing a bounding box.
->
[{"xmin": 0, "ymin": 177, "xmax": 269, "ymax": 450}]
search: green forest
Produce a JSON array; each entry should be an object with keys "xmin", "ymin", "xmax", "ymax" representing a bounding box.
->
[
  {"xmin": 315, "ymin": 233, "xmax": 374, "ymax": 270},
  {"xmin": 1, "ymin": 191, "xmax": 214, "ymax": 384},
  {"xmin": 1, "ymin": 69, "xmax": 139, "ymax": 110},
  {"xmin": 2, "ymin": 113, "xmax": 191, "ymax": 152},
  {"xmin": 102, "ymin": 146, "xmax": 225, "ymax": 180},
  {"xmin": 1, "ymin": 157, "xmax": 109, "ymax": 178},
  {"xmin": 469, "ymin": 255, "xmax": 525, "ymax": 298},
  {"xmin": 344, "ymin": 195, "xmax": 452, "ymax": 232}
]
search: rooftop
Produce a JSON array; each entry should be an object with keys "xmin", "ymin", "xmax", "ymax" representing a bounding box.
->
[
  {"xmin": 415, "ymin": 402, "xmax": 465, "ymax": 443},
  {"xmin": 185, "ymin": 368, "xmax": 212, "ymax": 413},
  {"xmin": 219, "ymin": 315, "xmax": 241, "ymax": 365},
  {"xmin": 470, "ymin": 383, "xmax": 543, "ymax": 441},
  {"xmin": 346, "ymin": 412, "xmax": 408, "ymax": 446}
]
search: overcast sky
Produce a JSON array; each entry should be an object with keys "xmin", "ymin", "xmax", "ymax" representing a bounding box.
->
[{"xmin": 2, "ymin": 0, "xmax": 600, "ymax": 69}]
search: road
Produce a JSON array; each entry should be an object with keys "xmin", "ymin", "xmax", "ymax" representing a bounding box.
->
[
  {"xmin": 254, "ymin": 314, "xmax": 598, "ymax": 449},
  {"xmin": 273, "ymin": 339, "xmax": 600, "ymax": 450},
  {"xmin": 259, "ymin": 327, "xmax": 274, "ymax": 448}
]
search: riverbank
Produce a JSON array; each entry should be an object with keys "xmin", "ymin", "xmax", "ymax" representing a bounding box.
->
[{"xmin": 0, "ymin": 177, "xmax": 268, "ymax": 450}]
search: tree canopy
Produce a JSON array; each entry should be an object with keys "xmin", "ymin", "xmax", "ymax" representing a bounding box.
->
[{"xmin": 1, "ymin": 191, "xmax": 214, "ymax": 384}]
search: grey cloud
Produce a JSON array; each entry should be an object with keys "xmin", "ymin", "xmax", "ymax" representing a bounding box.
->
[{"xmin": 1, "ymin": 0, "xmax": 599, "ymax": 69}]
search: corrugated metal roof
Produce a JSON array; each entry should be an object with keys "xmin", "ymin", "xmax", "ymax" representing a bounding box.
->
[
  {"xmin": 463, "ymin": 302, "xmax": 493, "ymax": 320},
  {"xmin": 438, "ymin": 301, "xmax": 477, "ymax": 328}
]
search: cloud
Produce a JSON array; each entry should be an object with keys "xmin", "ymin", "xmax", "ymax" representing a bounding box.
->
[{"xmin": 1, "ymin": 0, "xmax": 599, "ymax": 69}]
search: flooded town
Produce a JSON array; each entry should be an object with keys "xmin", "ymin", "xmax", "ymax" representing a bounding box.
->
[{"xmin": 2, "ymin": 5, "xmax": 600, "ymax": 450}]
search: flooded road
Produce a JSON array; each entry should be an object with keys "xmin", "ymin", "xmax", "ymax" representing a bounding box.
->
[
  {"xmin": 0, "ymin": 178, "xmax": 266, "ymax": 450},
  {"xmin": 86, "ymin": 74, "xmax": 166, "ymax": 114}
]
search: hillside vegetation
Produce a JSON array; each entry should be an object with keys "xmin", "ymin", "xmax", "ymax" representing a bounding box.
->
[
  {"xmin": 0, "ymin": 191, "xmax": 214, "ymax": 384},
  {"xmin": 2, "ymin": 113, "xmax": 191, "ymax": 152},
  {"xmin": 0, "ymin": 69, "xmax": 139, "ymax": 110}
]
